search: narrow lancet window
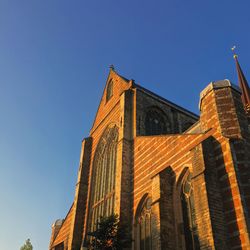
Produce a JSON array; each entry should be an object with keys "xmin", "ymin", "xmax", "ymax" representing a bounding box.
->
[
  {"xmin": 136, "ymin": 197, "xmax": 152, "ymax": 250},
  {"xmin": 106, "ymin": 79, "xmax": 113, "ymax": 102},
  {"xmin": 181, "ymin": 173, "xmax": 200, "ymax": 250}
]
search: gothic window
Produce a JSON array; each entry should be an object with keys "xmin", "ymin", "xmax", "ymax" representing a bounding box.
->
[
  {"xmin": 89, "ymin": 125, "xmax": 118, "ymax": 232},
  {"xmin": 136, "ymin": 197, "xmax": 152, "ymax": 250},
  {"xmin": 106, "ymin": 79, "xmax": 113, "ymax": 102},
  {"xmin": 181, "ymin": 173, "xmax": 199, "ymax": 250},
  {"xmin": 145, "ymin": 108, "xmax": 169, "ymax": 135}
]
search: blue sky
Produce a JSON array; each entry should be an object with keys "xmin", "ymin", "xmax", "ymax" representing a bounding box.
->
[{"xmin": 0, "ymin": 1, "xmax": 250, "ymax": 249}]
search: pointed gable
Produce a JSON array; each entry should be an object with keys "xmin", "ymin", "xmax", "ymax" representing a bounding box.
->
[{"xmin": 90, "ymin": 69, "xmax": 133, "ymax": 134}]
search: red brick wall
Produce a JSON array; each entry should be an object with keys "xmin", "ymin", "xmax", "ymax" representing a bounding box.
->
[
  {"xmin": 51, "ymin": 205, "xmax": 74, "ymax": 248},
  {"xmin": 50, "ymin": 77, "xmax": 250, "ymax": 250},
  {"xmin": 199, "ymin": 81, "xmax": 250, "ymax": 248},
  {"xmin": 133, "ymin": 81, "xmax": 250, "ymax": 249}
]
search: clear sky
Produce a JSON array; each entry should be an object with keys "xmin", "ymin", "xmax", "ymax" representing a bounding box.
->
[{"xmin": 0, "ymin": 1, "xmax": 250, "ymax": 249}]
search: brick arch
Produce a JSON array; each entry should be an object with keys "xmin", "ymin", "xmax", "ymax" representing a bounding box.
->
[
  {"xmin": 176, "ymin": 166, "xmax": 189, "ymax": 189},
  {"xmin": 134, "ymin": 193, "xmax": 150, "ymax": 221}
]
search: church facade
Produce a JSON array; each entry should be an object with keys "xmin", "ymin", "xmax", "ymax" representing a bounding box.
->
[{"xmin": 49, "ymin": 57, "xmax": 250, "ymax": 250}]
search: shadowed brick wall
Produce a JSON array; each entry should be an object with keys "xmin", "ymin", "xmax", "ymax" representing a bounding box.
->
[
  {"xmin": 199, "ymin": 80, "xmax": 250, "ymax": 249},
  {"xmin": 68, "ymin": 138, "xmax": 92, "ymax": 250}
]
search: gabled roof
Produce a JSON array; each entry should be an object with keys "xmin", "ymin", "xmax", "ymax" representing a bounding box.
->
[
  {"xmin": 134, "ymin": 83, "xmax": 199, "ymax": 119},
  {"xmin": 89, "ymin": 68, "xmax": 132, "ymax": 134},
  {"xmin": 89, "ymin": 68, "xmax": 199, "ymax": 135}
]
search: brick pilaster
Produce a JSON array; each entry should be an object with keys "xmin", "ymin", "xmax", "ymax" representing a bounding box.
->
[
  {"xmin": 68, "ymin": 138, "xmax": 92, "ymax": 250},
  {"xmin": 159, "ymin": 168, "xmax": 176, "ymax": 250},
  {"xmin": 191, "ymin": 142, "xmax": 216, "ymax": 250},
  {"xmin": 199, "ymin": 80, "xmax": 250, "ymax": 249},
  {"xmin": 115, "ymin": 89, "xmax": 134, "ymax": 246}
]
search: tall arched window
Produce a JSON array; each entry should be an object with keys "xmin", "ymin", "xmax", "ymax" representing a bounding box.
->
[
  {"xmin": 106, "ymin": 79, "xmax": 113, "ymax": 102},
  {"xmin": 89, "ymin": 125, "xmax": 118, "ymax": 232},
  {"xmin": 145, "ymin": 107, "xmax": 169, "ymax": 135},
  {"xmin": 181, "ymin": 173, "xmax": 199, "ymax": 250},
  {"xmin": 136, "ymin": 196, "xmax": 152, "ymax": 250}
]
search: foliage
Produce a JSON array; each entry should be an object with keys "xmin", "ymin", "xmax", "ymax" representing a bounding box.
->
[
  {"xmin": 20, "ymin": 239, "xmax": 33, "ymax": 250},
  {"xmin": 88, "ymin": 214, "xmax": 131, "ymax": 250}
]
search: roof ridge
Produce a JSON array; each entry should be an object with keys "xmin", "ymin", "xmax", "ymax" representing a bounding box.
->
[{"xmin": 134, "ymin": 83, "xmax": 199, "ymax": 118}]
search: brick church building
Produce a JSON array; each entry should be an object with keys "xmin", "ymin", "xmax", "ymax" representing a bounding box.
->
[{"xmin": 49, "ymin": 54, "xmax": 250, "ymax": 250}]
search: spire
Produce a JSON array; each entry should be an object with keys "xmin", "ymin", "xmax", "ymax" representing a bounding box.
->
[{"xmin": 232, "ymin": 46, "xmax": 250, "ymax": 113}]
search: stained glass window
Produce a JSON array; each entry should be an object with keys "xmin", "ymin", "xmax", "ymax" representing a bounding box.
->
[
  {"xmin": 145, "ymin": 108, "xmax": 169, "ymax": 135},
  {"xmin": 89, "ymin": 125, "xmax": 118, "ymax": 232}
]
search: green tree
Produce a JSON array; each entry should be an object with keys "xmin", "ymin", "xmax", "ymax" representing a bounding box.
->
[
  {"xmin": 88, "ymin": 214, "xmax": 131, "ymax": 250},
  {"xmin": 20, "ymin": 239, "xmax": 33, "ymax": 250}
]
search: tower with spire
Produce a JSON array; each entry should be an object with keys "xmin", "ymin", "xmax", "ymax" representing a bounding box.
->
[{"xmin": 232, "ymin": 46, "xmax": 250, "ymax": 114}]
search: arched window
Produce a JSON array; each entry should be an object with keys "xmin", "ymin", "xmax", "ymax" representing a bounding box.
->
[
  {"xmin": 145, "ymin": 108, "xmax": 169, "ymax": 135},
  {"xmin": 89, "ymin": 125, "xmax": 118, "ymax": 232},
  {"xmin": 181, "ymin": 173, "xmax": 199, "ymax": 250},
  {"xmin": 136, "ymin": 196, "xmax": 152, "ymax": 250},
  {"xmin": 106, "ymin": 79, "xmax": 113, "ymax": 102}
]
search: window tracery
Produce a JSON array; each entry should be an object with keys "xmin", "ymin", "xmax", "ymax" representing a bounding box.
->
[
  {"xmin": 181, "ymin": 173, "xmax": 199, "ymax": 250},
  {"xmin": 89, "ymin": 125, "xmax": 118, "ymax": 232},
  {"xmin": 145, "ymin": 107, "xmax": 169, "ymax": 135},
  {"xmin": 136, "ymin": 197, "xmax": 152, "ymax": 250}
]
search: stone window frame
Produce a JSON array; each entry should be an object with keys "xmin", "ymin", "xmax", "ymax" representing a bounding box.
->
[
  {"xmin": 106, "ymin": 79, "xmax": 114, "ymax": 102},
  {"xmin": 175, "ymin": 167, "xmax": 199, "ymax": 250},
  {"xmin": 134, "ymin": 193, "xmax": 152, "ymax": 250},
  {"xmin": 88, "ymin": 124, "xmax": 118, "ymax": 233},
  {"xmin": 143, "ymin": 106, "xmax": 171, "ymax": 136}
]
